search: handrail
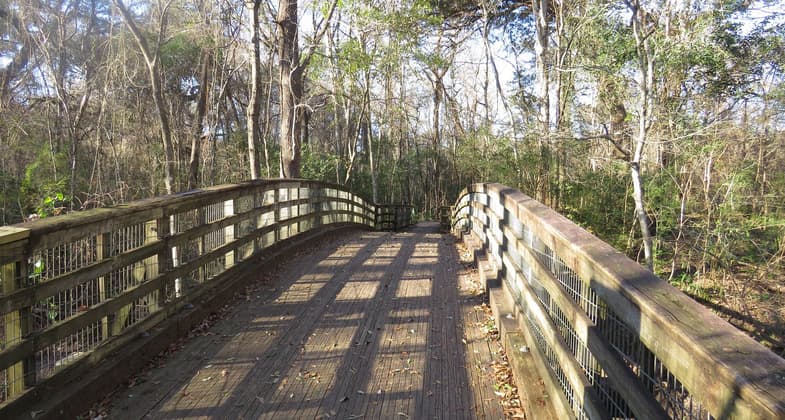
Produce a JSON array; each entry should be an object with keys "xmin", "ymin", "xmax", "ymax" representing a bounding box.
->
[
  {"xmin": 375, "ymin": 204, "xmax": 414, "ymax": 231},
  {"xmin": 452, "ymin": 183, "xmax": 785, "ymax": 419},
  {"xmin": 0, "ymin": 179, "xmax": 385, "ymax": 409}
]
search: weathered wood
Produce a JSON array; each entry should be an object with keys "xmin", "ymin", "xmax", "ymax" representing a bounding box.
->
[
  {"xmin": 0, "ymin": 241, "xmax": 166, "ymax": 315},
  {"xmin": 0, "ymin": 228, "xmax": 28, "ymax": 267},
  {"xmin": 454, "ymin": 183, "xmax": 785, "ymax": 419},
  {"xmin": 478, "ymin": 215, "xmax": 668, "ymax": 418},
  {"xmin": 469, "ymin": 232, "xmax": 569, "ymax": 420},
  {"xmin": 0, "ymin": 178, "xmax": 407, "ymax": 416},
  {"xmin": 2, "ymin": 260, "xmax": 24, "ymax": 398},
  {"xmin": 503, "ymin": 223, "xmax": 667, "ymax": 419},
  {"xmin": 0, "ymin": 227, "xmax": 29, "ymax": 246},
  {"xmin": 98, "ymin": 223, "xmax": 506, "ymax": 419}
]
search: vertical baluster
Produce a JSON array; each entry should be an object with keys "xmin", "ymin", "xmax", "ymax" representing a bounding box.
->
[
  {"xmin": 1, "ymin": 227, "xmax": 31, "ymax": 396},
  {"xmin": 224, "ymin": 199, "xmax": 235, "ymax": 269},
  {"xmin": 144, "ymin": 220, "xmax": 160, "ymax": 313},
  {"xmin": 97, "ymin": 232, "xmax": 110, "ymax": 339}
]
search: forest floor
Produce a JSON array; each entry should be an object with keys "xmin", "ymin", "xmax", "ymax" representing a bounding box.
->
[{"xmin": 686, "ymin": 266, "xmax": 785, "ymax": 356}]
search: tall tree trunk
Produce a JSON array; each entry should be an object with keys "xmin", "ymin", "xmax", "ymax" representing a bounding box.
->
[
  {"xmin": 277, "ymin": 0, "xmax": 338, "ymax": 178},
  {"xmin": 368, "ymin": 115, "xmax": 378, "ymax": 203},
  {"xmin": 187, "ymin": 48, "xmax": 211, "ymax": 190},
  {"xmin": 277, "ymin": 0, "xmax": 302, "ymax": 178},
  {"xmin": 532, "ymin": 0, "xmax": 551, "ymax": 204},
  {"xmin": 627, "ymin": 0, "xmax": 655, "ymax": 270},
  {"xmin": 246, "ymin": 0, "xmax": 262, "ymax": 179}
]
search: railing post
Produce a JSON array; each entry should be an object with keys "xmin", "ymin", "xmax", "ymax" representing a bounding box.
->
[
  {"xmin": 97, "ymin": 231, "xmax": 110, "ymax": 338},
  {"xmin": 196, "ymin": 206, "xmax": 206, "ymax": 283},
  {"xmin": 224, "ymin": 199, "xmax": 235, "ymax": 269},
  {"xmin": 156, "ymin": 215, "xmax": 173, "ymax": 305},
  {"xmin": 1, "ymin": 227, "xmax": 30, "ymax": 398},
  {"xmin": 274, "ymin": 188, "xmax": 282, "ymax": 242},
  {"xmin": 308, "ymin": 186, "xmax": 322, "ymax": 228},
  {"xmin": 143, "ymin": 220, "xmax": 161, "ymax": 313}
]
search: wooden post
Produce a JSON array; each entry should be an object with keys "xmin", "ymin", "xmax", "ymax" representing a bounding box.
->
[
  {"xmin": 170, "ymin": 214, "xmax": 181, "ymax": 298},
  {"xmin": 97, "ymin": 232, "xmax": 110, "ymax": 339},
  {"xmin": 224, "ymin": 199, "xmax": 235, "ymax": 269},
  {"xmin": 196, "ymin": 207, "xmax": 206, "ymax": 284},
  {"xmin": 155, "ymin": 216, "xmax": 172, "ymax": 307},
  {"xmin": 313, "ymin": 188, "xmax": 322, "ymax": 229},
  {"xmin": 274, "ymin": 189, "xmax": 282, "ymax": 243},
  {"xmin": 143, "ymin": 220, "xmax": 161, "ymax": 313},
  {"xmin": 292, "ymin": 187, "xmax": 300, "ymax": 236},
  {"xmin": 1, "ymin": 227, "xmax": 30, "ymax": 398}
]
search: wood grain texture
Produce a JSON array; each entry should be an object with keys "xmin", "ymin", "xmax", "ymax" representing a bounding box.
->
[
  {"xmin": 106, "ymin": 223, "xmax": 508, "ymax": 419},
  {"xmin": 454, "ymin": 183, "xmax": 785, "ymax": 419}
]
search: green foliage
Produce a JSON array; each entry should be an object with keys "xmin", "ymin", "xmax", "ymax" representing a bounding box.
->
[
  {"xmin": 302, "ymin": 145, "xmax": 339, "ymax": 182},
  {"xmin": 455, "ymin": 130, "xmax": 517, "ymax": 185},
  {"xmin": 560, "ymin": 166, "xmax": 631, "ymax": 251},
  {"xmin": 160, "ymin": 33, "xmax": 201, "ymax": 68},
  {"xmin": 0, "ymin": 169, "xmax": 21, "ymax": 224},
  {"xmin": 20, "ymin": 145, "xmax": 70, "ymax": 218},
  {"xmin": 337, "ymin": 38, "xmax": 373, "ymax": 75}
]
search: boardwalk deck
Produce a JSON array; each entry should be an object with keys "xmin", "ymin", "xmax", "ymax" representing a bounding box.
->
[{"xmin": 105, "ymin": 223, "xmax": 509, "ymax": 419}]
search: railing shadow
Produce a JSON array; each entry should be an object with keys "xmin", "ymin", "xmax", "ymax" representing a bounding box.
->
[{"xmin": 115, "ymin": 223, "xmax": 481, "ymax": 419}]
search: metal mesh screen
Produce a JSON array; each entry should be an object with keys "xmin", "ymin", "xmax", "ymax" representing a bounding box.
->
[{"xmin": 463, "ymin": 190, "xmax": 715, "ymax": 420}]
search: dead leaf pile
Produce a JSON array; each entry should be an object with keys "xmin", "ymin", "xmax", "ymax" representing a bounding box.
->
[{"xmin": 479, "ymin": 304, "xmax": 526, "ymax": 418}]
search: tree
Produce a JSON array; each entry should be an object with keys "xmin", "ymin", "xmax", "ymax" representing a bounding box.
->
[
  {"xmin": 113, "ymin": 0, "xmax": 177, "ymax": 194},
  {"xmin": 624, "ymin": 0, "xmax": 656, "ymax": 270},
  {"xmin": 246, "ymin": 0, "xmax": 262, "ymax": 180},
  {"xmin": 277, "ymin": 0, "xmax": 337, "ymax": 178}
]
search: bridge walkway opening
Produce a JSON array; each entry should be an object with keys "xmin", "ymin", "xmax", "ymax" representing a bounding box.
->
[{"xmin": 105, "ymin": 222, "xmax": 511, "ymax": 419}]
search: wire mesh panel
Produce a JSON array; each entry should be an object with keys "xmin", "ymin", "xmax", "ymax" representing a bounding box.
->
[
  {"xmin": 0, "ymin": 180, "xmax": 378, "ymax": 409},
  {"xmin": 450, "ymin": 185, "xmax": 757, "ymax": 420}
]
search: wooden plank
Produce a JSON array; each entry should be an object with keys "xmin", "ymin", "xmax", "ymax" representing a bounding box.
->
[
  {"xmin": 2, "ymin": 261, "xmax": 25, "ymax": 398},
  {"xmin": 472, "ymin": 241, "xmax": 573, "ymax": 420},
  {"xmin": 460, "ymin": 183, "xmax": 785, "ymax": 419},
  {"xmin": 0, "ymin": 241, "xmax": 166, "ymax": 315},
  {"xmin": 0, "ymin": 269, "xmax": 168, "ymax": 372},
  {"xmin": 501, "ymin": 222, "xmax": 667, "ymax": 419},
  {"xmin": 0, "ymin": 240, "xmax": 28, "ymax": 266},
  {"xmin": 0, "ymin": 227, "xmax": 30, "ymax": 246},
  {"xmin": 83, "ymin": 224, "xmax": 513, "ymax": 419},
  {"xmin": 0, "ymin": 179, "xmax": 377, "ymax": 407},
  {"xmin": 467, "ymin": 216, "xmax": 608, "ymax": 419}
]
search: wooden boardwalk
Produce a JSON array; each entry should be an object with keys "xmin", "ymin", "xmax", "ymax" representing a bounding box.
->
[{"xmin": 106, "ymin": 223, "xmax": 508, "ymax": 419}]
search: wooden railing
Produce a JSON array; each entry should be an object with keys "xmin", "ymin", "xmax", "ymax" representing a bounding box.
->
[
  {"xmin": 0, "ymin": 179, "xmax": 387, "ymax": 409},
  {"xmin": 452, "ymin": 183, "xmax": 785, "ymax": 419},
  {"xmin": 438, "ymin": 206, "xmax": 452, "ymax": 232},
  {"xmin": 375, "ymin": 204, "xmax": 414, "ymax": 231}
]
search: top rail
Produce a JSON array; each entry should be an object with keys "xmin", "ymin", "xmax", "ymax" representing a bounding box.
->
[
  {"xmin": 452, "ymin": 183, "xmax": 785, "ymax": 419},
  {"xmin": 0, "ymin": 179, "xmax": 398, "ymax": 410}
]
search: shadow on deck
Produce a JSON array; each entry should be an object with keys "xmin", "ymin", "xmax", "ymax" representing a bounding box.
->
[{"xmin": 105, "ymin": 222, "xmax": 507, "ymax": 419}]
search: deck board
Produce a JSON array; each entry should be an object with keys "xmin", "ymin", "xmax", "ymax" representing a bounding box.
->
[{"xmin": 106, "ymin": 223, "xmax": 510, "ymax": 419}]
